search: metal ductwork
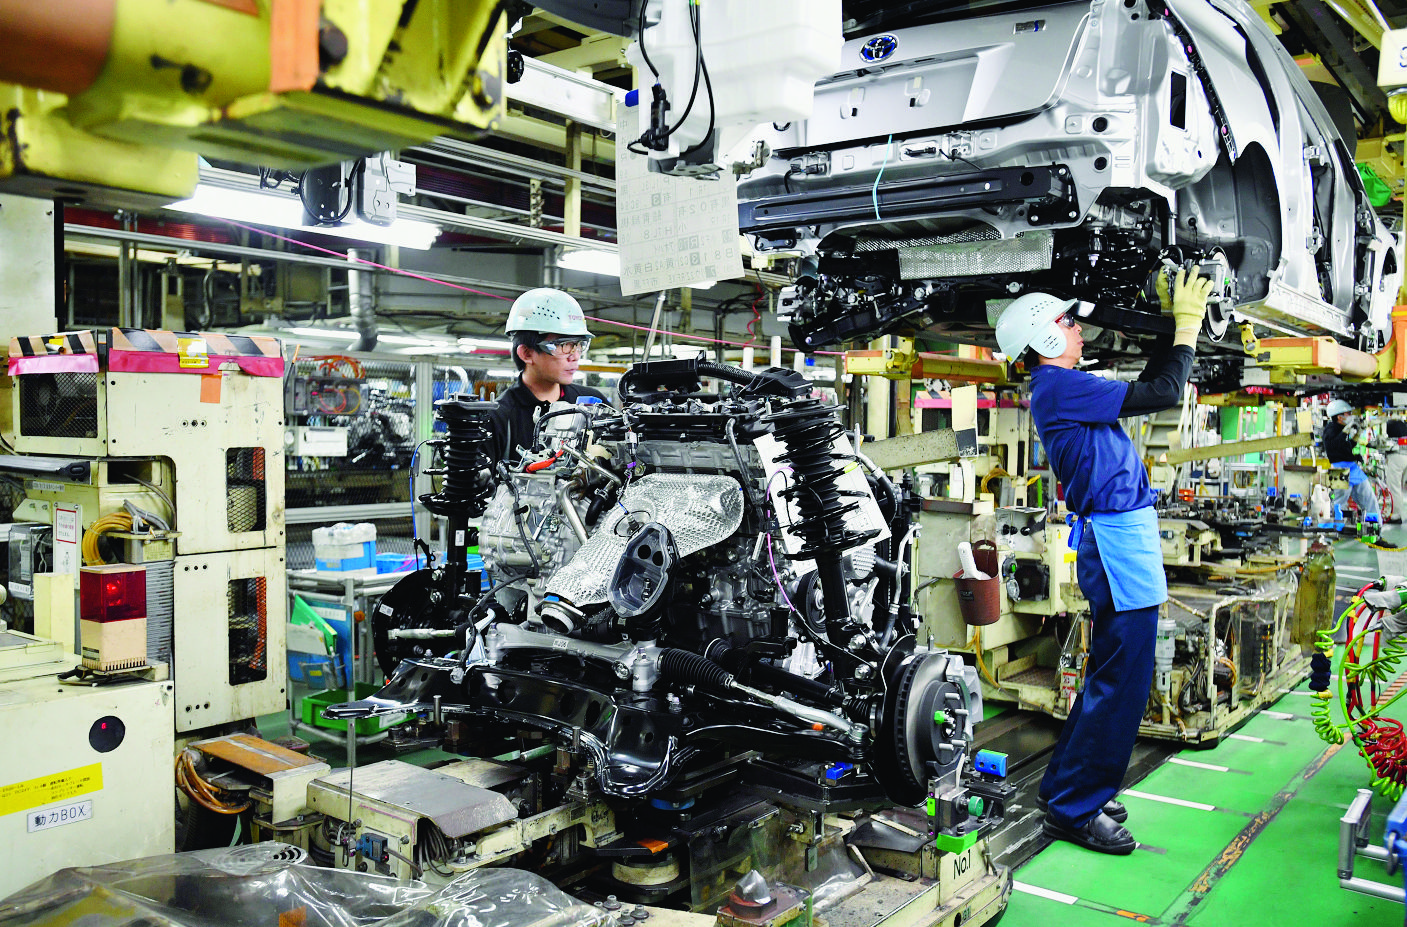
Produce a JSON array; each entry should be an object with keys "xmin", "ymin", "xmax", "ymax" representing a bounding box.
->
[{"xmin": 348, "ymin": 248, "xmax": 377, "ymax": 353}]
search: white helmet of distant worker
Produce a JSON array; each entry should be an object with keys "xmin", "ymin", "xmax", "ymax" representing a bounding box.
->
[
  {"xmin": 1325, "ymin": 399, "xmax": 1354, "ymax": 419},
  {"xmin": 506, "ymin": 288, "xmax": 592, "ymax": 338},
  {"xmin": 995, "ymin": 292, "xmax": 1078, "ymax": 360}
]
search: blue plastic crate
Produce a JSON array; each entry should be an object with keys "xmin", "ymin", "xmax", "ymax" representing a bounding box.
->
[{"xmin": 315, "ymin": 540, "xmax": 376, "ymax": 571}]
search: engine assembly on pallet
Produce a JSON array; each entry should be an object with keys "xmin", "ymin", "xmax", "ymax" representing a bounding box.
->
[{"xmin": 325, "ymin": 359, "xmax": 1010, "ymax": 905}]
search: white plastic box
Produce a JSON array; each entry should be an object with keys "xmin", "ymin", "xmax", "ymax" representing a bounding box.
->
[{"xmin": 313, "ymin": 522, "xmax": 377, "ymax": 571}]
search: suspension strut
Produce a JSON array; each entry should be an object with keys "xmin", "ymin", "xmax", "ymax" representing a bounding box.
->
[
  {"xmin": 763, "ymin": 399, "xmax": 881, "ymax": 660},
  {"xmin": 421, "ymin": 396, "xmax": 499, "ymax": 577}
]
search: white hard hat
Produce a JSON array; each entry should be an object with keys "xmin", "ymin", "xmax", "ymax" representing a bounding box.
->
[
  {"xmin": 1326, "ymin": 399, "xmax": 1353, "ymax": 418},
  {"xmin": 506, "ymin": 288, "xmax": 591, "ymax": 337},
  {"xmin": 995, "ymin": 292, "xmax": 1077, "ymax": 360}
]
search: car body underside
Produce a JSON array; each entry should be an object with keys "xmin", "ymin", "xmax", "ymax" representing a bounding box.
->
[{"xmin": 737, "ymin": 0, "xmax": 1402, "ymax": 375}]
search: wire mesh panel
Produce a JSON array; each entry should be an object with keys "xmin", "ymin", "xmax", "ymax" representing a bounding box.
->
[
  {"xmin": 226, "ymin": 448, "xmax": 267, "ymax": 532},
  {"xmin": 286, "ymin": 358, "xmax": 416, "ymax": 509},
  {"xmin": 18, "ymin": 373, "xmax": 99, "ymax": 438},
  {"xmin": 228, "ymin": 576, "xmax": 268, "ymax": 685},
  {"xmin": 286, "ymin": 515, "xmax": 418, "ymax": 570}
]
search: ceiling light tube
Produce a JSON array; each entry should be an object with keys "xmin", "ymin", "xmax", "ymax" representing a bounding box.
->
[{"xmin": 167, "ymin": 184, "xmax": 441, "ymax": 250}]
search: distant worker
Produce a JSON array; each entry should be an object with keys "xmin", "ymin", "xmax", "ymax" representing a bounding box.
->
[
  {"xmin": 1322, "ymin": 399, "xmax": 1381, "ymax": 521},
  {"xmin": 995, "ymin": 267, "xmax": 1214, "ymax": 855},
  {"xmin": 488, "ymin": 288, "xmax": 607, "ymax": 464},
  {"xmin": 1385, "ymin": 420, "xmax": 1407, "ymax": 525}
]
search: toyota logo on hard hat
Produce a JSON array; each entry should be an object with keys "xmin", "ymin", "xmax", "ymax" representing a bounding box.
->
[{"xmin": 860, "ymin": 34, "xmax": 898, "ymax": 62}]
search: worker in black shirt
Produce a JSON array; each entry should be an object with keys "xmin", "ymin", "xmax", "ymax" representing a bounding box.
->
[
  {"xmin": 490, "ymin": 288, "xmax": 607, "ymax": 464},
  {"xmin": 1323, "ymin": 399, "xmax": 1380, "ymax": 520}
]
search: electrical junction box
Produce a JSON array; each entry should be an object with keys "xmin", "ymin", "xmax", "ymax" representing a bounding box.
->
[
  {"xmin": 285, "ymin": 426, "xmax": 349, "ymax": 457},
  {"xmin": 0, "ymin": 675, "xmax": 174, "ymax": 898},
  {"xmin": 7, "ymin": 523, "xmax": 52, "ymax": 601}
]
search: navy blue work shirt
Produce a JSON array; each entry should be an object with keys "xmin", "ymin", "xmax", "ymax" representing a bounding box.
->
[{"xmin": 1029, "ymin": 365, "xmax": 1152, "ymax": 517}]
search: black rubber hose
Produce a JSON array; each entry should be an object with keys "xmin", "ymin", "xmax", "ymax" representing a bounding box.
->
[
  {"xmin": 705, "ymin": 641, "xmax": 841, "ymax": 704},
  {"xmin": 658, "ymin": 648, "xmax": 733, "ymax": 692}
]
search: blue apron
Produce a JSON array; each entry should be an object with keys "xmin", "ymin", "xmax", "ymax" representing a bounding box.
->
[
  {"xmin": 1330, "ymin": 460, "xmax": 1367, "ymax": 487},
  {"xmin": 1068, "ymin": 506, "xmax": 1167, "ymax": 611}
]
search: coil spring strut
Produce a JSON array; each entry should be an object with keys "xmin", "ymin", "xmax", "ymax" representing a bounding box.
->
[
  {"xmin": 421, "ymin": 396, "xmax": 498, "ymax": 518},
  {"xmin": 764, "ymin": 399, "xmax": 879, "ymax": 560}
]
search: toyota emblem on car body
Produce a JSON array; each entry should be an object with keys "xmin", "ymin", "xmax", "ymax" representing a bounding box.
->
[{"xmin": 860, "ymin": 34, "xmax": 898, "ymax": 62}]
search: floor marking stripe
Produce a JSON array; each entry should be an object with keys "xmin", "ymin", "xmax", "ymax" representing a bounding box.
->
[
  {"xmin": 1261, "ymin": 710, "xmax": 1296, "ymax": 720},
  {"xmin": 1283, "ymin": 690, "xmax": 1319, "ymax": 696},
  {"xmin": 1168, "ymin": 757, "xmax": 1231, "ymax": 772},
  {"xmin": 1012, "ymin": 881, "xmax": 1077, "ymax": 904},
  {"xmin": 1122, "ymin": 788, "xmax": 1216, "ymax": 811},
  {"xmin": 1228, "ymin": 733, "xmax": 1264, "ymax": 742},
  {"xmin": 1159, "ymin": 741, "xmax": 1344, "ymax": 924}
]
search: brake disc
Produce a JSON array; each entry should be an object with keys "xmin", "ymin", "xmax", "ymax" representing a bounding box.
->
[{"xmin": 370, "ymin": 569, "xmax": 458, "ymax": 678}]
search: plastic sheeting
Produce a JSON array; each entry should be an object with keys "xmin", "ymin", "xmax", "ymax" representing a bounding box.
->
[{"xmin": 0, "ymin": 844, "xmax": 611, "ymax": 927}]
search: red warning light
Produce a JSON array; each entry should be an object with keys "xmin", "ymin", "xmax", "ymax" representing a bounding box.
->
[{"xmin": 80, "ymin": 565, "xmax": 146, "ymax": 622}]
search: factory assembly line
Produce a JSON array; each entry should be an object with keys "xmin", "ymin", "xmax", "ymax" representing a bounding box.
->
[{"xmin": 0, "ymin": 0, "xmax": 1406, "ymax": 926}]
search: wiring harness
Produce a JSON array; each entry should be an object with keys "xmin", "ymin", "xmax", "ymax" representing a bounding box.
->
[{"xmin": 175, "ymin": 748, "xmax": 250, "ymax": 815}]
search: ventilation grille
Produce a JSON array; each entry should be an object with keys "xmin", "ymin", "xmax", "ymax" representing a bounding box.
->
[
  {"xmin": 226, "ymin": 448, "xmax": 267, "ymax": 533},
  {"xmin": 18, "ymin": 373, "xmax": 99, "ymax": 439},
  {"xmin": 853, "ymin": 227, "xmax": 1000, "ymax": 251},
  {"xmin": 228, "ymin": 577, "xmax": 268, "ymax": 686},
  {"xmin": 897, "ymin": 231, "xmax": 1053, "ymax": 280},
  {"xmin": 146, "ymin": 559, "xmax": 174, "ymax": 666}
]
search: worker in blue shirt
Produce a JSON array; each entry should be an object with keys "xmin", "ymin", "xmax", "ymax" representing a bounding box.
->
[
  {"xmin": 995, "ymin": 268, "xmax": 1213, "ymax": 854},
  {"xmin": 1322, "ymin": 398, "xmax": 1381, "ymax": 521}
]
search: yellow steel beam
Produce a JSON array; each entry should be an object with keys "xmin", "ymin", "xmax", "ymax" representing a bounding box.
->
[
  {"xmin": 863, "ymin": 429, "xmax": 961, "ymax": 470},
  {"xmin": 845, "ymin": 349, "xmax": 1007, "ymax": 384},
  {"xmin": 1164, "ymin": 433, "xmax": 1313, "ymax": 465}
]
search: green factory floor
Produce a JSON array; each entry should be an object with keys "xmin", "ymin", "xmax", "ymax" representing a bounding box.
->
[
  {"xmin": 258, "ymin": 537, "xmax": 1407, "ymax": 927},
  {"xmin": 1005, "ymin": 535, "xmax": 1405, "ymax": 927}
]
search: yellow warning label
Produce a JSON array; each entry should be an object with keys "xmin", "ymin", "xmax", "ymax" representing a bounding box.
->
[
  {"xmin": 178, "ymin": 338, "xmax": 210, "ymax": 368},
  {"xmin": 0, "ymin": 764, "xmax": 103, "ymax": 817}
]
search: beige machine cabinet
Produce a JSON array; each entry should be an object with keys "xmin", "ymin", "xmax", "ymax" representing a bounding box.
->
[
  {"xmin": 915, "ymin": 503, "xmax": 1078, "ymax": 651},
  {"xmin": 172, "ymin": 548, "xmax": 287, "ymax": 732},
  {"xmin": 0, "ymin": 675, "xmax": 175, "ymax": 897},
  {"xmin": 1159, "ymin": 518, "xmax": 1224, "ymax": 566},
  {"xmin": 8, "ymin": 329, "xmax": 285, "ymax": 556}
]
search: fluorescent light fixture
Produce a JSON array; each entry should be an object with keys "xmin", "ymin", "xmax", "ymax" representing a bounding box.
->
[
  {"xmin": 167, "ymin": 184, "xmax": 441, "ymax": 250},
  {"xmin": 486, "ymin": 368, "xmax": 518, "ymax": 378},
  {"xmin": 558, "ymin": 247, "xmax": 621, "ymax": 277}
]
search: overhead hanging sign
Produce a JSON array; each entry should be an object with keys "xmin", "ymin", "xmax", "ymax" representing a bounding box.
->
[{"xmin": 614, "ymin": 110, "xmax": 745, "ymax": 295}]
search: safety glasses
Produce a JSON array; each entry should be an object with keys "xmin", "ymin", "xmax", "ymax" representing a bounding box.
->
[
  {"xmin": 536, "ymin": 338, "xmax": 590, "ymax": 358},
  {"xmin": 1056, "ymin": 311, "xmax": 1079, "ymax": 329}
]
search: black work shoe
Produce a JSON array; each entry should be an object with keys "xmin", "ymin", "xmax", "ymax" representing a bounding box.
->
[
  {"xmin": 1036, "ymin": 796, "xmax": 1128, "ymax": 823},
  {"xmin": 1042, "ymin": 811, "xmax": 1137, "ymax": 855}
]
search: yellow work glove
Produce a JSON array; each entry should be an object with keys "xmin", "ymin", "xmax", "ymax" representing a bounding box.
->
[
  {"xmin": 1170, "ymin": 267, "xmax": 1214, "ymax": 348},
  {"xmin": 1155, "ymin": 266, "xmax": 1173, "ymax": 314}
]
